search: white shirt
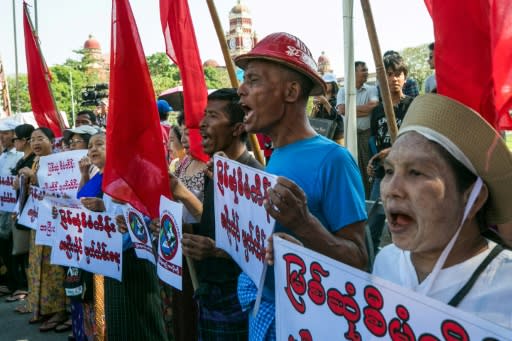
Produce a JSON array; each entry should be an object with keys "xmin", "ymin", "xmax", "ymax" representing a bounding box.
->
[
  {"xmin": 373, "ymin": 240, "xmax": 512, "ymax": 328},
  {"xmin": 0, "ymin": 147, "xmax": 23, "ymax": 176},
  {"xmin": 336, "ymin": 83, "xmax": 379, "ymax": 130}
]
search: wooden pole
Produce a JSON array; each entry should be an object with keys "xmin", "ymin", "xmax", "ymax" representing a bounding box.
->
[
  {"xmin": 24, "ymin": 3, "xmax": 66, "ymax": 134},
  {"xmin": 12, "ymin": 0, "xmax": 20, "ymax": 113},
  {"xmin": 205, "ymin": 0, "xmax": 265, "ymax": 166},
  {"xmin": 360, "ymin": 0, "xmax": 398, "ymax": 143}
]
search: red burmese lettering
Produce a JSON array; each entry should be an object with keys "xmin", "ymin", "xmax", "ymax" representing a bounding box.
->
[
  {"xmin": 58, "ymin": 209, "xmax": 70, "ymax": 231},
  {"xmin": 363, "ymin": 285, "xmax": 387, "ymax": 337},
  {"xmin": 389, "ymin": 305, "xmax": 416, "ymax": 341},
  {"xmin": 216, "ymin": 160, "xmax": 225, "ymax": 196},
  {"xmin": 440, "ymin": 320, "xmax": 469, "ymax": 341},
  {"xmin": 283, "ymin": 253, "xmax": 307, "ymax": 313},
  {"xmin": 243, "ymin": 173, "xmax": 251, "ymax": 200},
  {"xmin": 237, "ymin": 166, "xmax": 244, "ymax": 198},
  {"xmin": 418, "ymin": 335, "xmax": 440, "ymax": 341},
  {"xmin": 307, "ymin": 261, "xmax": 329, "ymax": 306},
  {"xmin": 228, "ymin": 166, "xmax": 238, "ymax": 204}
]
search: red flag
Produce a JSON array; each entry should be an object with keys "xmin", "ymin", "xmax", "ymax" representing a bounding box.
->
[
  {"xmin": 103, "ymin": 0, "xmax": 171, "ymax": 218},
  {"xmin": 23, "ymin": 2, "xmax": 63, "ymax": 137},
  {"xmin": 159, "ymin": 0, "xmax": 209, "ymax": 162},
  {"xmin": 425, "ymin": 0, "xmax": 512, "ymax": 130}
]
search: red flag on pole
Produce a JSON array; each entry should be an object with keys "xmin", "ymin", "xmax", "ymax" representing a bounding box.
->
[
  {"xmin": 103, "ymin": 0, "xmax": 171, "ymax": 218},
  {"xmin": 425, "ymin": 0, "xmax": 512, "ymax": 130},
  {"xmin": 23, "ymin": 2, "xmax": 64, "ymax": 137},
  {"xmin": 159, "ymin": 0, "xmax": 209, "ymax": 162}
]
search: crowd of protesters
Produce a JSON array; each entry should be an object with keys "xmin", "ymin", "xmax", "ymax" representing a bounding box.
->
[{"xmin": 0, "ymin": 32, "xmax": 511, "ymax": 341}]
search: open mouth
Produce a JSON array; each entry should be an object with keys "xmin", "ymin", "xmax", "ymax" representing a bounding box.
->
[
  {"xmin": 240, "ymin": 103, "xmax": 254, "ymax": 123},
  {"xmin": 387, "ymin": 208, "xmax": 415, "ymax": 231}
]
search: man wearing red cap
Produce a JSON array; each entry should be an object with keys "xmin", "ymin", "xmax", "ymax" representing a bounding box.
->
[{"xmin": 235, "ymin": 32, "xmax": 368, "ymax": 340}]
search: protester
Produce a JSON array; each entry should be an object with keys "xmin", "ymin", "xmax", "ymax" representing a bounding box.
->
[
  {"xmin": 373, "ymin": 94, "xmax": 512, "ymax": 328},
  {"xmin": 311, "ymin": 73, "xmax": 344, "ymax": 144},
  {"xmin": 18, "ymin": 127, "xmax": 68, "ymax": 332},
  {"xmin": 74, "ymin": 110, "xmax": 98, "ymax": 128},
  {"xmin": 79, "ymin": 132, "xmax": 167, "ymax": 340},
  {"xmin": 235, "ymin": 32, "xmax": 368, "ymax": 340},
  {"xmin": 157, "ymin": 99, "xmax": 172, "ymax": 164},
  {"xmin": 382, "ymin": 50, "xmax": 420, "ymax": 98},
  {"xmin": 367, "ymin": 54, "xmax": 413, "ymax": 252},
  {"xmin": 0, "ymin": 119, "xmax": 23, "ymax": 299},
  {"xmin": 64, "ymin": 125, "xmax": 100, "ymax": 189},
  {"xmin": 336, "ymin": 61, "xmax": 379, "ymax": 197},
  {"xmin": 168, "ymin": 125, "xmax": 185, "ymax": 175},
  {"xmin": 6, "ymin": 124, "xmax": 35, "ymax": 304},
  {"xmin": 177, "ymin": 88, "xmax": 263, "ymax": 339},
  {"xmin": 424, "ymin": 42, "xmax": 436, "ymax": 93}
]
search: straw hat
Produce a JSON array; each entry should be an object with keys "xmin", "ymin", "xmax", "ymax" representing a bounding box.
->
[
  {"xmin": 234, "ymin": 32, "xmax": 326, "ymax": 96},
  {"xmin": 398, "ymin": 94, "xmax": 512, "ymax": 224}
]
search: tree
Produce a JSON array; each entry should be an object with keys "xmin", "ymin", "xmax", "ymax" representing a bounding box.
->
[
  {"xmin": 400, "ymin": 43, "xmax": 433, "ymax": 93},
  {"xmin": 49, "ymin": 64, "xmax": 87, "ymax": 123},
  {"xmin": 203, "ymin": 66, "xmax": 231, "ymax": 89},
  {"xmin": 146, "ymin": 52, "xmax": 181, "ymax": 95},
  {"xmin": 7, "ymin": 75, "xmax": 31, "ymax": 113}
]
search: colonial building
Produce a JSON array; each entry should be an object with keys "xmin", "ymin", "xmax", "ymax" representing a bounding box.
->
[
  {"xmin": 226, "ymin": 0, "xmax": 258, "ymax": 58},
  {"xmin": 82, "ymin": 34, "xmax": 109, "ymax": 83}
]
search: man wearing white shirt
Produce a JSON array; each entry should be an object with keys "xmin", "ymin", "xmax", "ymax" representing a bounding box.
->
[
  {"xmin": 336, "ymin": 61, "xmax": 379, "ymax": 197},
  {"xmin": 424, "ymin": 43, "xmax": 437, "ymax": 93},
  {"xmin": 0, "ymin": 119, "xmax": 23, "ymax": 290}
]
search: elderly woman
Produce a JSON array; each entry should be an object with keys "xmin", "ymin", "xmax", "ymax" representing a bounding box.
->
[
  {"xmin": 373, "ymin": 94, "xmax": 512, "ymax": 328},
  {"xmin": 17, "ymin": 127, "xmax": 68, "ymax": 331}
]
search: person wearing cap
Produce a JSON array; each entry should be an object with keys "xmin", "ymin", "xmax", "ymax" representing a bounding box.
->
[
  {"xmin": 157, "ymin": 99, "xmax": 172, "ymax": 165},
  {"xmin": 235, "ymin": 32, "xmax": 367, "ymax": 340},
  {"xmin": 373, "ymin": 94, "xmax": 512, "ymax": 328},
  {"xmin": 336, "ymin": 61, "xmax": 380, "ymax": 198},
  {"xmin": 63, "ymin": 125, "xmax": 100, "ymax": 189},
  {"xmin": 0, "ymin": 119, "xmax": 23, "ymax": 296},
  {"xmin": 311, "ymin": 73, "xmax": 344, "ymax": 144}
]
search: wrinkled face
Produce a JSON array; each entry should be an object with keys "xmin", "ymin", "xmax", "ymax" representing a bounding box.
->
[
  {"xmin": 88, "ymin": 135, "xmax": 106, "ymax": 170},
  {"xmin": 0, "ymin": 130, "xmax": 14, "ymax": 150},
  {"xmin": 69, "ymin": 133, "xmax": 87, "ymax": 151},
  {"xmin": 238, "ymin": 60, "xmax": 287, "ymax": 134},
  {"xmin": 200, "ymin": 99, "xmax": 237, "ymax": 155},
  {"xmin": 30, "ymin": 130, "xmax": 53, "ymax": 156},
  {"xmin": 387, "ymin": 69, "xmax": 406, "ymax": 95},
  {"xmin": 381, "ymin": 133, "xmax": 464, "ymax": 253},
  {"xmin": 355, "ymin": 64, "xmax": 369, "ymax": 85},
  {"xmin": 75, "ymin": 114, "xmax": 92, "ymax": 127}
]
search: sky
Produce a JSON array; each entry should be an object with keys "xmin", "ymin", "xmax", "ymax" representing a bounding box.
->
[{"xmin": 0, "ymin": 0, "xmax": 434, "ymax": 78}]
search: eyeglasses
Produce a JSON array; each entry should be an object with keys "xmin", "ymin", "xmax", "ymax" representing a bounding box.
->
[
  {"xmin": 69, "ymin": 139, "xmax": 85, "ymax": 146},
  {"xmin": 29, "ymin": 137, "xmax": 49, "ymax": 144}
]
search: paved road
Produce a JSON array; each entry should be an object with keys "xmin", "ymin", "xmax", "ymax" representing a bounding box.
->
[{"xmin": 0, "ymin": 297, "xmax": 66, "ymax": 341}]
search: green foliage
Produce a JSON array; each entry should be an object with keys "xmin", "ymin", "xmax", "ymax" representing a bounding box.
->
[
  {"xmin": 7, "ymin": 75, "xmax": 31, "ymax": 113},
  {"xmin": 204, "ymin": 66, "xmax": 231, "ymax": 90},
  {"xmin": 146, "ymin": 52, "xmax": 181, "ymax": 95},
  {"xmin": 49, "ymin": 64, "xmax": 87, "ymax": 123},
  {"xmin": 400, "ymin": 43, "xmax": 433, "ymax": 93}
]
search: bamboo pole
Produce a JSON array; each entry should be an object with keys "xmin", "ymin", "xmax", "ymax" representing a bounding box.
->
[
  {"xmin": 205, "ymin": 0, "xmax": 265, "ymax": 166},
  {"xmin": 12, "ymin": 0, "xmax": 20, "ymax": 113},
  {"xmin": 24, "ymin": 3, "xmax": 66, "ymax": 134},
  {"xmin": 360, "ymin": 0, "xmax": 398, "ymax": 143},
  {"xmin": 343, "ymin": 0, "xmax": 358, "ymax": 160}
]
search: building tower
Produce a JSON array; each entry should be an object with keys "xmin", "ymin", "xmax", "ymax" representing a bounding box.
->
[
  {"xmin": 83, "ymin": 34, "xmax": 109, "ymax": 83},
  {"xmin": 226, "ymin": 0, "xmax": 257, "ymax": 58},
  {"xmin": 317, "ymin": 51, "xmax": 332, "ymax": 75}
]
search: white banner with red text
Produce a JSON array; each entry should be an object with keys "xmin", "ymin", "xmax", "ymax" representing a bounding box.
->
[
  {"xmin": 37, "ymin": 150, "xmax": 87, "ymax": 197},
  {"xmin": 50, "ymin": 205, "xmax": 123, "ymax": 281},
  {"xmin": 273, "ymin": 237, "xmax": 511, "ymax": 340},
  {"xmin": 0, "ymin": 175, "xmax": 17, "ymax": 213},
  {"xmin": 213, "ymin": 155, "xmax": 276, "ymax": 287}
]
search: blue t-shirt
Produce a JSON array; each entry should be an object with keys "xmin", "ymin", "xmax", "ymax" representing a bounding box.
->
[{"xmin": 263, "ymin": 135, "xmax": 367, "ymax": 300}]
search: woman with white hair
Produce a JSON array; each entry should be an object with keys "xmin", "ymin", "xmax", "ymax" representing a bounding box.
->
[{"xmin": 373, "ymin": 94, "xmax": 512, "ymax": 328}]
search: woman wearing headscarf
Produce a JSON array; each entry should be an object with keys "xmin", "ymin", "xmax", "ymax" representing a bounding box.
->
[
  {"xmin": 373, "ymin": 94, "xmax": 512, "ymax": 328},
  {"xmin": 18, "ymin": 127, "xmax": 68, "ymax": 331}
]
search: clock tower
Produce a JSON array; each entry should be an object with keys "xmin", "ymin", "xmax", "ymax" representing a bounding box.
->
[{"xmin": 226, "ymin": 0, "xmax": 257, "ymax": 58}]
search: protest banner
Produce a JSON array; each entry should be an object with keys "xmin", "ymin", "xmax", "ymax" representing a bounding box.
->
[
  {"xmin": 0, "ymin": 175, "xmax": 17, "ymax": 213},
  {"xmin": 124, "ymin": 205, "xmax": 155, "ymax": 265},
  {"xmin": 17, "ymin": 186, "xmax": 44, "ymax": 229},
  {"xmin": 37, "ymin": 150, "xmax": 87, "ymax": 197},
  {"xmin": 273, "ymin": 237, "xmax": 511, "ymax": 340},
  {"xmin": 50, "ymin": 205, "xmax": 123, "ymax": 281},
  {"xmin": 213, "ymin": 154, "xmax": 277, "ymax": 287},
  {"xmin": 156, "ymin": 195, "xmax": 183, "ymax": 290}
]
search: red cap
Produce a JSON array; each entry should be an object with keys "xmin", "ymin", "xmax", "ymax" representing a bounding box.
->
[{"xmin": 234, "ymin": 32, "xmax": 326, "ymax": 96}]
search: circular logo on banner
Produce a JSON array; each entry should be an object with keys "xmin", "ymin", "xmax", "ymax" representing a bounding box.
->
[
  {"xmin": 159, "ymin": 213, "xmax": 179, "ymax": 261},
  {"xmin": 128, "ymin": 211, "xmax": 148, "ymax": 244}
]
